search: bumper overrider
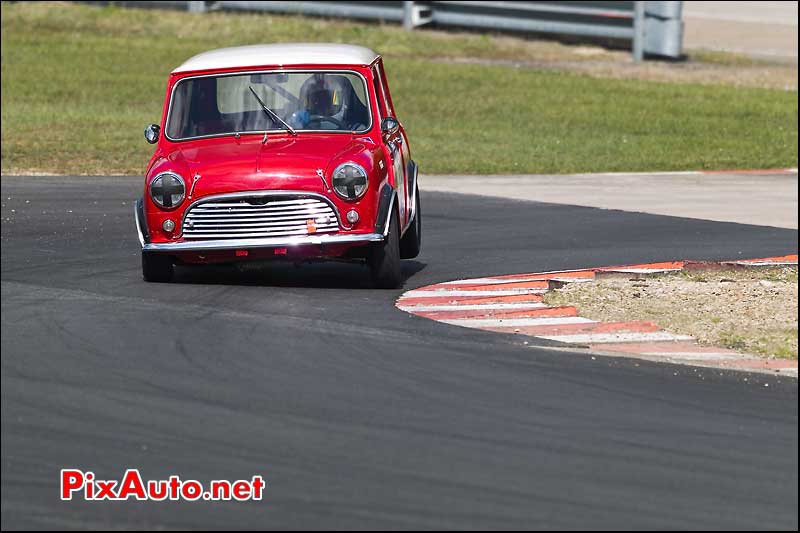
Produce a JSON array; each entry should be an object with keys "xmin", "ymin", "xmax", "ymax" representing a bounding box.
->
[{"xmin": 135, "ymin": 188, "xmax": 395, "ymax": 253}]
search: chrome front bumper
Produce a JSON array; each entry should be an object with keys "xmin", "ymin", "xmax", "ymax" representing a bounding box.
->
[
  {"xmin": 135, "ymin": 198, "xmax": 384, "ymax": 253},
  {"xmin": 142, "ymin": 233, "xmax": 385, "ymax": 252}
]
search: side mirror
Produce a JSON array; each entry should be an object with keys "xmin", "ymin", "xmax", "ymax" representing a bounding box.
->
[
  {"xmin": 380, "ymin": 117, "xmax": 399, "ymax": 137},
  {"xmin": 144, "ymin": 124, "xmax": 160, "ymax": 144}
]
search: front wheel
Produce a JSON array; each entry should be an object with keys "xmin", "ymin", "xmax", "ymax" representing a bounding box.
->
[
  {"xmin": 368, "ymin": 208, "xmax": 402, "ymax": 289},
  {"xmin": 141, "ymin": 252, "xmax": 174, "ymax": 283}
]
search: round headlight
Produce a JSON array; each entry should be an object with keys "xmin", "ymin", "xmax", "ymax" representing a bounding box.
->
[
  {"xmin": 150, "ymin": 171, "xmax": 185, "ymax": 209},
  {"xmin": 331, "ymin": 163, "xmax": 368, "ymax": 200}
]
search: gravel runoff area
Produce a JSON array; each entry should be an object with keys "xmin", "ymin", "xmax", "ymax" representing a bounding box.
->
[{"xmin": 544, "ymin": 266, "xmax": 798, "ymax": 359}]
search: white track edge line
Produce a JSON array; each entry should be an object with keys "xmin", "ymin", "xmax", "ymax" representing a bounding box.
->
[
  {"xmin": 397, "ymin": 303, "xmax": 548, "ymax": 312},
  {"xmin": 403, "ymin": 289, "xmax": 548, "ymax": 297},
  {"xmin": 540, "ymin": 332, "xmax": 695, "ymax": 344},
  {"xmin": 442, "ymin": 316, "xmax": 593, "ymax": 328}
]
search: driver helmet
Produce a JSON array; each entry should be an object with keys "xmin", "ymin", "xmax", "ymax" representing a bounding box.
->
[{"xmin": 300, "ymin": 74, "xmax": 350, "ymax": 123}]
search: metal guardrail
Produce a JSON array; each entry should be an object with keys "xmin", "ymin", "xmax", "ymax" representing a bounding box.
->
[{"xmin": 187, "ymin": 1, "xmax": 685, "ymax": 61}]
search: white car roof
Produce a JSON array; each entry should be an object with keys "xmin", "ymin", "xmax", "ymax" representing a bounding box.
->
[{"xmin": 172, "ymin": 43, "xmax": 380, "ymax": 73}]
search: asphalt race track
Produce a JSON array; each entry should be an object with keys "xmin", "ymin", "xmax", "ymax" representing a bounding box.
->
[{"xmin": 2, "ymin": 176, "xmax": 798, "ymax": 529}]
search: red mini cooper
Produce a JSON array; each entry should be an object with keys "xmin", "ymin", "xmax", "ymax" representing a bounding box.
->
[{"xmin": 135, "ymin": 43, "xmax": 421, "ymax": 288}]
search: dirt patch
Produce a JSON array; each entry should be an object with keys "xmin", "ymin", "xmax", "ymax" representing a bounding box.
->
[
  {"xmin": 433, "ymin": 54, "xmax": 798, "ymax": 91},
  {"xmin": 544, "ymin": 267, "xmax": 798, "ymax": 359}
]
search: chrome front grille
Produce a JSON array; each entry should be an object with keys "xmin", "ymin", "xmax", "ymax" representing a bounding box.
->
[{"xmin": 182, "ymin": 195, "xmax": 340, "ymax": 240}]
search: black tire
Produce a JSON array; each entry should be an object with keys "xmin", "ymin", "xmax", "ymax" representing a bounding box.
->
[
  {"xmin": 400, "ymin": 188, "xmax": 421, "ymax": 259},
  {"xmin": 141, "ymin": 252, "xmax": 174, "ymax": 283},
  {"xmin": 368, "ymin": 207, "xmax": 402, "ymax": 289}
]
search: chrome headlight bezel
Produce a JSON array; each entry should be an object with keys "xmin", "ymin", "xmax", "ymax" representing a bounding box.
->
[
  {"xmin": 149, "ymin": 171, "xmax": 186, "ymax": 210},
  {"xmin": 331, "ymin": 162, "xmax": 369, "ymax": 201}
]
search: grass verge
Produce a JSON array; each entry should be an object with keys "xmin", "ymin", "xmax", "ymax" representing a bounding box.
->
[
  {"xmin": 544, "ymin": 267, "xmax": 799, "ymax": 359},
  {"xmin": 1, "ymin": 2, "xmax": 797, "ymax": 175}
]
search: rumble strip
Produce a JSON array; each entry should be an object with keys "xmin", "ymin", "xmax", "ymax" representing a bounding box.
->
[{"xmin": 396, "ymin": 256, "xmax": 799, "ymax": 377}]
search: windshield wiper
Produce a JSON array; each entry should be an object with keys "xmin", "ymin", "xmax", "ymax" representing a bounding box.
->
[{"xmin": 248, "ymin": 86, "xmax": 297, "ymax": 136}]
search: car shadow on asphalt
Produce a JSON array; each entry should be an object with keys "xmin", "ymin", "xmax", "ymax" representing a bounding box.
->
[{"xmin": 170, "ymin": 259, "xmax": 427, "ymax": 289}]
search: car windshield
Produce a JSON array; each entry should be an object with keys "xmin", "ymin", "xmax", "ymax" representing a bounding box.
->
[{"xmin": 166, "ymin": 71, "xmax": 371, "ymax": 140}]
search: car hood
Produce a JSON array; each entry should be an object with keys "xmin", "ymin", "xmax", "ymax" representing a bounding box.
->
[{"xmin": 162, "ymin": 134, "xmax": 372, "ymax": 198}]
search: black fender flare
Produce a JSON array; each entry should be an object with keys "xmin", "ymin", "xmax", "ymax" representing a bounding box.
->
[
  {"xmin": 374, "ymin": 183, "xmax": 397, "ymax": 237},
  {"xmin": 404, "ymin": 159, "xmax": 419, "ymax": 233},
  {"xmin": 135, "ymin": 197, "xmax": 150, "ymax": 246}
]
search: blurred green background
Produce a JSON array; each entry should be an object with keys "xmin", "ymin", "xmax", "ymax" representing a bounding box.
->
[{"xmin": 1, "ymin": 2, "xmax": 797, "ymax": 175}]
